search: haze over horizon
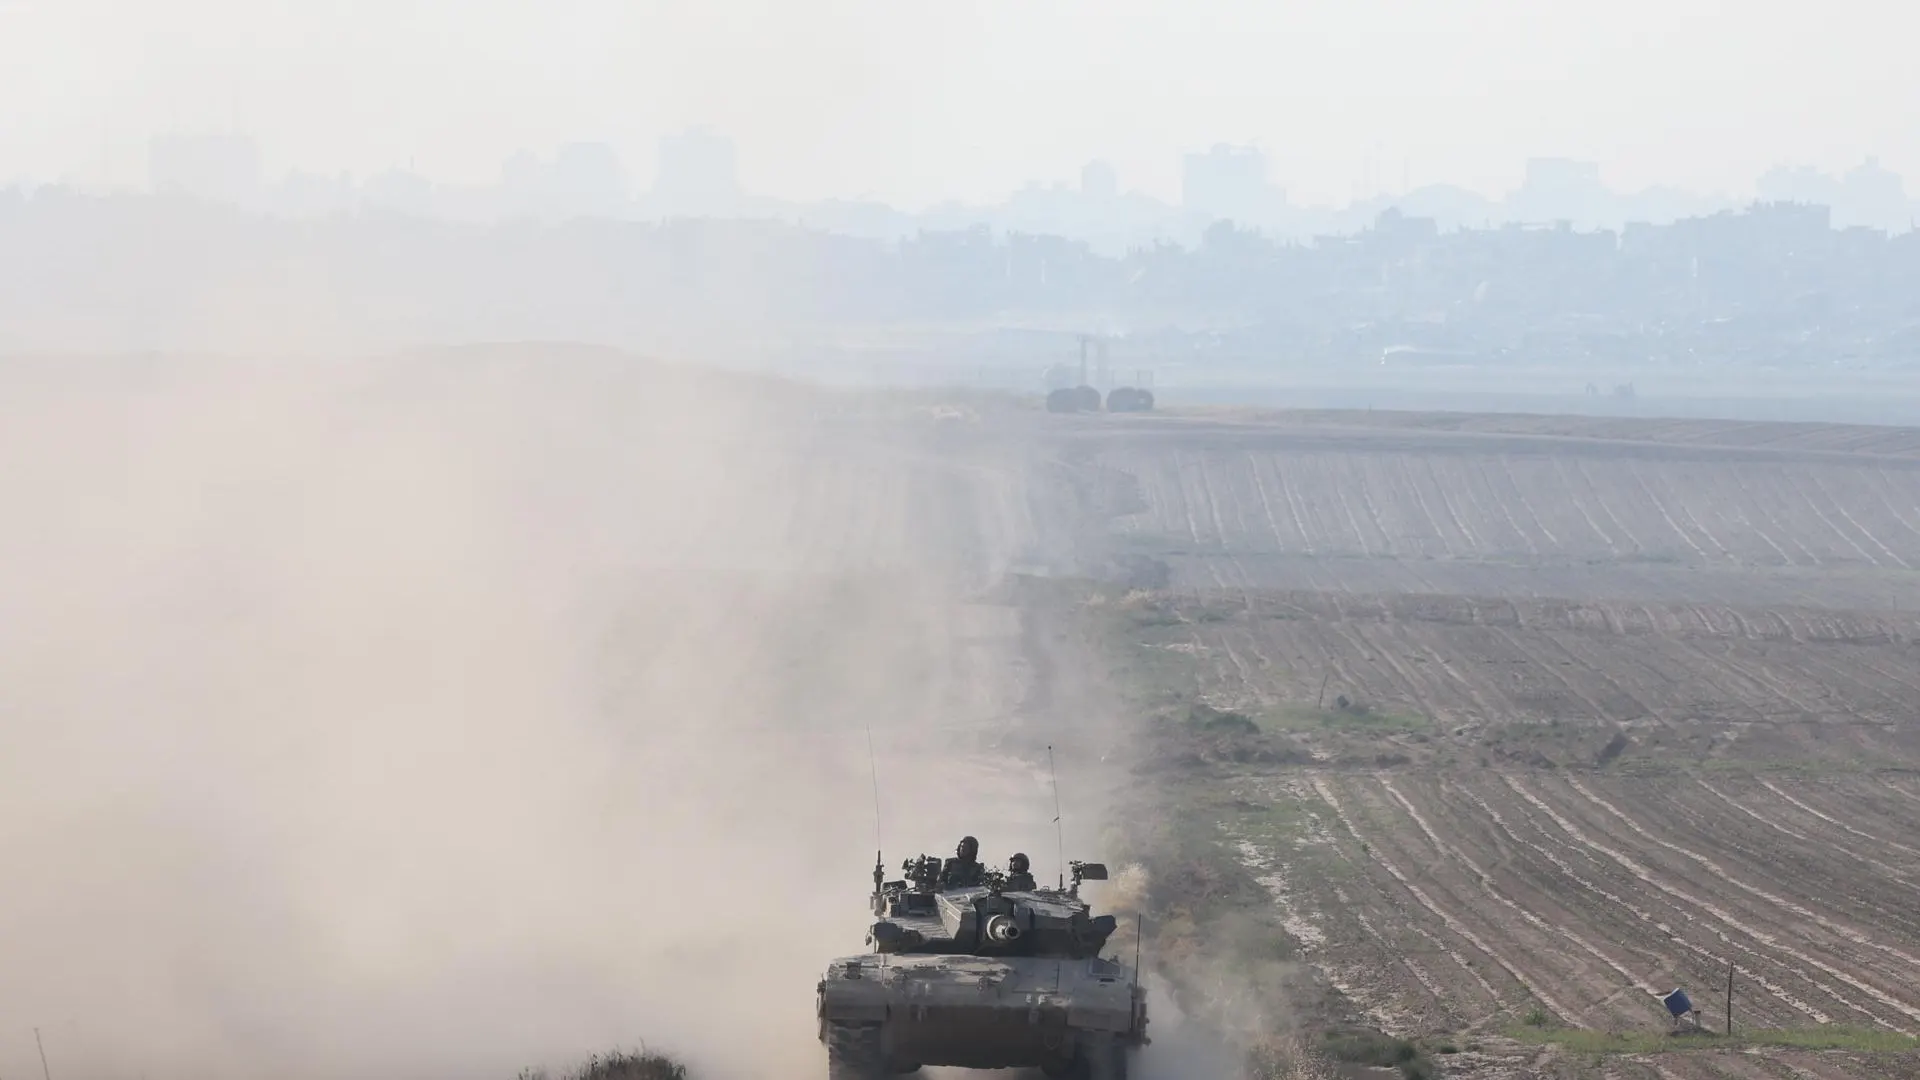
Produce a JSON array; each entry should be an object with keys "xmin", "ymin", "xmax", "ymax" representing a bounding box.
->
[{"xmin": 3, "ymin": 0, "xmax": 1914, "ymax": 208}]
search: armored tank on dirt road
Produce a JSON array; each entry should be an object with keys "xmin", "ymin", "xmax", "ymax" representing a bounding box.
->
[{"xmin": 817, "ymin": 839, "xmax": 1148, "ymax": 1078}]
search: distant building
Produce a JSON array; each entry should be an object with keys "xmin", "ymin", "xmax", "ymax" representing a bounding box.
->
[
  {"xmin": 1182, "ymin": 144, "xmax": 1272, "ymax": 224},
  {"xmin": 551, "ymin": 142, "xmax": 629, "ymax": 219},
  {"xmin": 1758, "ymin": 159, "xmax": 1911, "ymax": 233},
  {"xmin": 361, "ymin": 169, "xmax": 434, "ymax": 216},
  {"xmin": 148, "ymin": 133, "xmax": 261, "ymax": 205},
  {"xmin": 272, "ymin": 170, "xmax": 357, "ymax": 217},
  {"xmin": 500, "ymin": 149, "xmax": 547, "ymax": 217},
  {"xmin": 1080, "ymin": 160, "xmax": 1118, "ymax": 201},
  {"xmin": 1509, "ymin": 157, "xmax": 1608, "ymax": 228},
  {"xmin": 652, "ymin": 128, "xmax": 740, "ymax": 218},
  {"xmin": 1839, "ymin": 157, "xmax": 1908, "ymax": 231},
  {"xmin": 1756, "ymin": 164, "xmax": 1840, "ymax": 207}
]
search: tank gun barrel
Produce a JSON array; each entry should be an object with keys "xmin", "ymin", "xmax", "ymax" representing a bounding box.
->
[{"xmin": 983, "ymin": 913, "xmax": 1023, "ymax": 944}]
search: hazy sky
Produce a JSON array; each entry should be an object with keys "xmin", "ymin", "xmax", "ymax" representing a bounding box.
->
[{"xmin": 1, "ymin": 0, "xmax": 1911, "ymax": 207}]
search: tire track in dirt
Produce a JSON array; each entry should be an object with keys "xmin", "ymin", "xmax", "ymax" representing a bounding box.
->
[
  {"xmin": 1630, "ymin": 782, "xmax": 1920, "ymax": 941},
  {"xmin": 1419, "ymin": 455, "xmax": 1481, "ymax": 553},
  {"xmin": 1352, "ymin": 909, "xmax": 1450, "ymax": 1023},
  {"xmin": 1557, "ymin": 776, "xmax": 1920, "ymax": 1028},
  {"xmin": 1734, "ymin": 470, "xmax": 1820, "ymax": 566},
  {"xmin": 1310, "ymin": 773, "xmax": 1575, "ymax": 1023},
  {"xmin": 1496, "ymin": 454, "xmax": 1562, "ymax": 551},
  {"xmin": 1569, "ymin": 776, "xmax": 1920, "ymax": 966},
  {"xmin": 1330, "ymin": 458, "xmax": 1376, "ymax": 557},
  {"xmin": 1377, "ymin": 776, "xmax": 1653, "ymax": 1008},
  {"xmin": 1487, "ymin": 624, "xmax": 1615, "ymax": 722},
  {"xmin": 1578, "ymin": 458, "xmax": 1645, "ymax": 553},
  {"xmin": 1759, "ymin": 779, "xmax": 1920, "ymax": 860},
  {"xmin": 1499, "ymin": 776, "xmax": 1864, "ymax": 1028},
  {"xmin": 1226, "ymin": 795, "xmax": 1448, "ymax": 1034},
  {"xmin": 1657, "ymin": 461, "xmax": 1742, "ymax": 562},
  {"xmin": 1553, "ymin": 456, "xmax": 1621, "ymax": 553},
  {"xmin": 1410, "ymin": 632, "xmax": 1509, "ymax": 725},
  {"xmin": 1334, "ymin": 621, "xmax": 1453, "ymax": 719},
  {"xmin": 1272, "ymin": 454, "xmax": 1318, "ymax": 556},
  {"xmin": 1276, "ymin": 777, "xmax": 1501, "ymax": 1030},
  {"xmin": 1782, "ymin": 469, "xmax": 1886, "ymax": 567},
  {"xmin": 1871, "ymin": 467, "xmax": 1920, "ymax": 549},
  {"xmin": 1452, "ymin": 779, "xmax": 1836, "ymax": 1029},
  {"xmin": 1391, "ymin": 455, "xmax": 1458, "ymax": 558},
  {"xmin": 1531, "ymin": 628, "xmax": 1670, "ymax": 727},
  {"xmin": 1217, "ymin": 452, "xmax": 1264, "ymax": 555},
  {"xmin": 1810, "ymin": 467, "xmax": 1914, "ymax": 570},
  {"xmin": 1349, "ymin": 457, "xmax": 1400, "ymax": 556},
  {"xmin": 1676, "ymin": 636, "xmax": 1830, "ymax": 719},
  {"xmin": 1193, "ymin": 450, "xmax": 1230, "ymax": 549},
  {"xmin": 1244, "ymin": 451, "xmax": 1289, "ymax": 553},
  {"xmin": 1451, "ymin": 454, "xmax": 1538, "ymax": 556},
  {"xmin": 1627, "ymin": 460, "xmax": 1710, "ymax": 561}
]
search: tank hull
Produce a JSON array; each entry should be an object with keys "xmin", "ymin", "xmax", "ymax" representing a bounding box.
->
[{"xmin": 818, "ymin": 952, "xmax": 1145, "ymax": 1071}]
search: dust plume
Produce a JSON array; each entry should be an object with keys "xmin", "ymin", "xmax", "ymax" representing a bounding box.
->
[{"xmin": 0, "ymin": 348, "xmax": 1081, "ymax": 1080}]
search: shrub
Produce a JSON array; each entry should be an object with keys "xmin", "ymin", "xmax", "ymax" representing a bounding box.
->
[
  {"xmin": 1321, "ymin": 1028, "xmax": 1418, "ymax": 1066},
  {"xmin": 518, "ymin": 1049, "xmax": 689, "ymax": 1080}
]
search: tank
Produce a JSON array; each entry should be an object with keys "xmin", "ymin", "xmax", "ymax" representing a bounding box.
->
[{"xmin": 817, "ymin": 851, "xmax": 1148, "ymax": 1078}]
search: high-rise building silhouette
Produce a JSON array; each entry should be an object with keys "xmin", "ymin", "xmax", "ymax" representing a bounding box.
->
[
  {"xmin": 551, "ymin": 142, "xmax": 629, "ymax": 219},
  {"xmin": 1508, "ymin": 157, "xmax": 1607, "ymax": 226},
  {"xmin": 651, "ymin": 128, "xmax": 740, "ymax": 217},
  {"xmin": 1081, "ymin": 160, "xmax": 1118, "ymax": 200},
  {"xmin": 1181, "ymin": 144, "xmax": 1269, "ymax": 223}
]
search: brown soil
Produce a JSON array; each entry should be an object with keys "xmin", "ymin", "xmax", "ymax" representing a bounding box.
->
[{"xmin": 1060, "ymin": 409, "xmax": 1920, "ymax": 1079}]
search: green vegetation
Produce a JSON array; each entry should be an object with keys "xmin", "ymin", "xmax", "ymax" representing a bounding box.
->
[
  {"xmin": 1186, "ymin": 702, "xmax": 1261, "ymax": 734},
  {"xmin": 1266, "ymin": 702, "xmax": 1427, "ymax": 734},
  {"xmin": 1506, "ymin": 1023, "xmax": 1920, "ymax": 1054},
  {"xmin": 1321, "ymin": 1028, "xmax": 1438, "ymax": 1078},
  {"xmin": 1081, "ymin": 583, "xmax": 1434, "ymax": 1075},
  {"xmin": 517, "ymin": 1049, "xmax": 689, "ymax": 1080}
]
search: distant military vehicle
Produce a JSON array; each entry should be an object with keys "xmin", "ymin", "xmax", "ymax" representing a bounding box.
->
[
  {"xmin": 1104, "ymin": 387, "xmax": 1154, "ymax": 413},
  {"xmin": 817, "ymin": 844, "xmax": 1148, "ymax": 1078},
  {"xmin": 1046, "ymin": 386, "xmax": 1104, "ymax": 413}
]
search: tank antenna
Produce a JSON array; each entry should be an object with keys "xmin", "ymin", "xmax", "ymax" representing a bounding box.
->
[
  {"xmin": 866, "ymin": 722, "xmax": 884, "ymax": 854},
  {"xmin": 1048, "ymin": 744, "xmax": 1066, "ymax": 891}
]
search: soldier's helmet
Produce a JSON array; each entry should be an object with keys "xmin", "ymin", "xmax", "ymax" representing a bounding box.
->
[
  {"xmin": 1009, "ymin": 852, "xmax": 1030, "ymax": 873},
  {"xmin": 957, "ymin": 835, "xmax": 980, "ymax": 860}
]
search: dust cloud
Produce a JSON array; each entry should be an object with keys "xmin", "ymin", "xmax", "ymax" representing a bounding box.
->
[{"xmin": 0, "ymin": 349, "xmax": 1106, "ymax": 1080}]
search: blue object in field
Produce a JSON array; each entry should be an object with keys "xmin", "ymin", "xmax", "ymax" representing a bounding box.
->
[{"xmin": 1662, "ymin": 989, "xmax": 1693, "ymax": 1018}]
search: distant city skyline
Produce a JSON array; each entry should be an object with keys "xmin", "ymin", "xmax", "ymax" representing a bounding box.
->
[
  {"xmin": 113, "ymin": 128, "xmax": 1918, "ymax": 247},
  {"xmin": 16, "ymin": 124, "xmax": 1919, "ymax": 214},
  {"xmin": 2, "ymin": 0, "xmax": 1916, "ymax": 209}
]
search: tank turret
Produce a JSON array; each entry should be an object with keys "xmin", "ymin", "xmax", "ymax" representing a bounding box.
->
[{"xmin": 819, "ymin": 843, "xmax": 1147, "ymax": 1078}]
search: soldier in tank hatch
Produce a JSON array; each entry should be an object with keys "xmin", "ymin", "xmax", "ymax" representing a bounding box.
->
[
  {"xmin": 940, "ymin": 835, "xmax": 986, "ymax": 887},
  {"xmin": 1005, "ymin": 852, "xmax": 1037, "ymax": 891}
]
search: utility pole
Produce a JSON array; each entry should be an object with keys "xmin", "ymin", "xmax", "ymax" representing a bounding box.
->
[{"xmin": 1726, "ymin": 962, "xmax": 1735, "ymax": 1035}]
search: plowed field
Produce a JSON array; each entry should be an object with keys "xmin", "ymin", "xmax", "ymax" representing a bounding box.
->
[
  {"xmin": 1073, "ymin": 410, "xmax": 1920, "ymax": 1078},
  {"xmin": 1072, "ymin": 417, "xmax": 1920, "ymax": 608}
]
